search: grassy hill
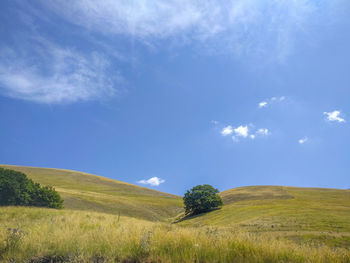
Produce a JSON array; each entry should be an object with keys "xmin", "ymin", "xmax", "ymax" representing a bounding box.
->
[
  {"xmin": 178, "ymin": 185, "xmax": 350, "ymax": 249},
  {"xmin": 0, "ymin": 165, "xmax": 349, "ymax": 262},
  {"xmin": 0, "ymin": 165, "xmax": 183, "ymax": 221},
  {"xmin": 179, "ymin": 185, "xmax": 350, "ymax": 229}
]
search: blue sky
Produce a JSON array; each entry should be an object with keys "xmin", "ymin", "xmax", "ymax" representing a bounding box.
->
[{"xmin": 1, "ymin": 0, "xmax": 349, "ymax": 195}]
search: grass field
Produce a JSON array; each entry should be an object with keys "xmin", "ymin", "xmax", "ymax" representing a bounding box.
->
[
  {"xmin": 178, "ymin": 186, "xmax": 350, "ymax": 254},
  {"xmin": 180, "ymin": 186, "xmax": 350, "ymax": 231},
  {"xmin": 0, "ymin": 165, "xmax": 183, "ymax": 221},
  {"xmin": 0, "ymin": 165, "xmax": 349, "ymax": 262},
  {"xmin": 0, "ymin": 207, "xmax": 349, "ymax": 263}
]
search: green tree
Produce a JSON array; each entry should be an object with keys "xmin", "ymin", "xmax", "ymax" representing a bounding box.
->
[
  {"xmin": 0, "ymin": 168, "xmax": 63, "ymax": 209},
  {"xmin": 0, "ymin": 168, "xmax": 31, "ymax": 206},
  {"xmin": 183, "ymin": 184, "xmax": 223, "ymax": 215}
]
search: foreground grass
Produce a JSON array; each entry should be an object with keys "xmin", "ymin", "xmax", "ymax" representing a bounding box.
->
[{"xmin": 0, "ymin": 207, "xmax": 349, "ymax": 263}]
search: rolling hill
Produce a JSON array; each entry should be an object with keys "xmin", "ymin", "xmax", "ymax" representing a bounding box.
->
[
  {"xmin": 2, "ymin": 165, "xmax": 349, "ymax": 233},
  {"xmin": 0, "ymin": 165, "xmax": 349, "ymax": 262},
  {"xmin": 179, "ymin": 185, "xmax": 350, "ymax": 231},
  {"xmin": 178, "ymin": 185, "xmax": 350, "ymax": 249},
  {"xmin": 0, "ymin": 165, "xmax": 183, "ymax": 221}
]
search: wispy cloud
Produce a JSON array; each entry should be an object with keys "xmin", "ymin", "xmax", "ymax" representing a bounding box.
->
[
  {"xmin": 324, "ymin": 110, "xmax": 346, "ymax": 123},
  {"xmin": 1, "ymin": 1, "xmax": 338, "ymax": 104},
  {"xmin": 137, "ymin": 177, "xmax": 165, "ymax": 186},
  {"xmin": 42, "ymin": 0, "xmax": 327, "ymax": 62},
  {"xmin": 256, "ymin": 128, "xmax": 269, "ymax": 136},
  {"xmin": 0, "ymin": 40, "xmax": 120, "ymax": 104},
  {"xmin": 258, "ymin": 96, "xmax": 285, "ymax": 108},
  {"xmin": 211, "ymin": 120, "xmax": 219, "ymax": 125},
  {"xmin": 298, "ymin": 137, "xmax": 308, "ymax": 144}
]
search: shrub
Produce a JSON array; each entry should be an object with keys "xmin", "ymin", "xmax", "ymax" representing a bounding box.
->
[
  {"xmin": 183, "ymin": 184, "xmax": 223, "ymax": 215},
  {"xmin": 1, "ymin": 228, "xmax": 25, "ymax": 255},
  {"xmin": 0, "ymin": 168, "xmax": 63, "ymax": 209}
]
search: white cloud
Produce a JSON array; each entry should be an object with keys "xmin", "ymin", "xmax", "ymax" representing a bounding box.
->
[
  {"xmin": 0, "ymin": 41, "xmax": 120, "ymax": 104},
  {"xmin": 234, "ymin": 125, "xmax": 249, "ymax": 138},
  {"xmin": 298, "ymin": 137, "xmax": 308, "ymax": 144},
  {"xmin": 220, "ymin": 123, "xmax": 270, "ymax": 142},
  {"xmin": 42, "ymin": 0, "xmax": 327, "ymax": 62},
  {"xmin": 258, "ymin": 96, "xmax": 286, "ymax": 108},
  {"xmin": 221, "ymin": 125, "xmax": 233, "ymax": 136},
  {"xmin": 256, "ymin": 128, "xmax": 269, "ymax": 136},
  {"xmin": 137, "ymin": 177, "xmax": 165, "ymax": 186},
  {"xmin": 324, "ymin": 110, "xmax": 345, "ymax": 123},
  {"xmin": 258, "ymin": 101, "xmax": 268, "ymax": 108}
]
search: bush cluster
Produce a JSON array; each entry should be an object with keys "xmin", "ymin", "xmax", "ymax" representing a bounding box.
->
[{"xmin": 0, "ymin": 168, "xmax": 63, "ymax": 209}]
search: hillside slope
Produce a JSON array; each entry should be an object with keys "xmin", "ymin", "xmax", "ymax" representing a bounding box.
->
[
  {"xmin": 0, "ymin": 165, "xmax": 183, "ymax": 221},
  {"xmin": 179, "ymin": 185, "xmax": 350, "ymax": 232}
]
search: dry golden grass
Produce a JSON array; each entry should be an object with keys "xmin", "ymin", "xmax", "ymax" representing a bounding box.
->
[{"xmin": 0, "ymin": 207, "xmax": 349, "ymax": 263}]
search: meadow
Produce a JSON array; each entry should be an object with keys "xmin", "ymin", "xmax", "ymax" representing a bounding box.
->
[
  {"xmin": 0, "ymin": 165, "xmax": 349, "ymax": 262},
  {"xmin": 0, "ymin": 207, "xmax": 349, "ymax": 263}
]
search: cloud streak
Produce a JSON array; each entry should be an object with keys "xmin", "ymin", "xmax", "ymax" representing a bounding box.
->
[
  {"xmin": 258, "ymin": 96, "xmax": 285, "ymax": 108},
  {"xmin": 256, "ymin": 128, "xmax": 269, "ymax": 136},
  {"xmin": 42, "ymin": 0, "xmax": 328, "ymax": 62},
  {"xmin": 0, "ymin": 40, "xmax": 120, "ymax": 104},
  {"xmin": 1, "ymin": 1, "xmax": 341, "ymax": 104}
]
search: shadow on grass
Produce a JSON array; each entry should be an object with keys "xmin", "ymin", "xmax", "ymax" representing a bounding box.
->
[{"xmin": 173, "ymin": 207, "xmax": 221, "ymax": 224}]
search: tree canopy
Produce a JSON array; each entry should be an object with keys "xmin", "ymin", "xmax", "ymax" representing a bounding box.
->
[
  {"xmin": 183, "ymin": 184, "xmax": 223, "ymax": 215},
  {"xmin": 0, "ymin": 167, "xmax": 63, "ymax": 209}
]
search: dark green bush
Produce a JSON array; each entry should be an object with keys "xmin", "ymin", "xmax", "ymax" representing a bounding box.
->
[
  {"xmin": 0, "ymin": 168, "xmax": 63, "ymax": 209},
  {"xmin": 183, "ymin": 184, "xmax": 223, "ymax": 215}
]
